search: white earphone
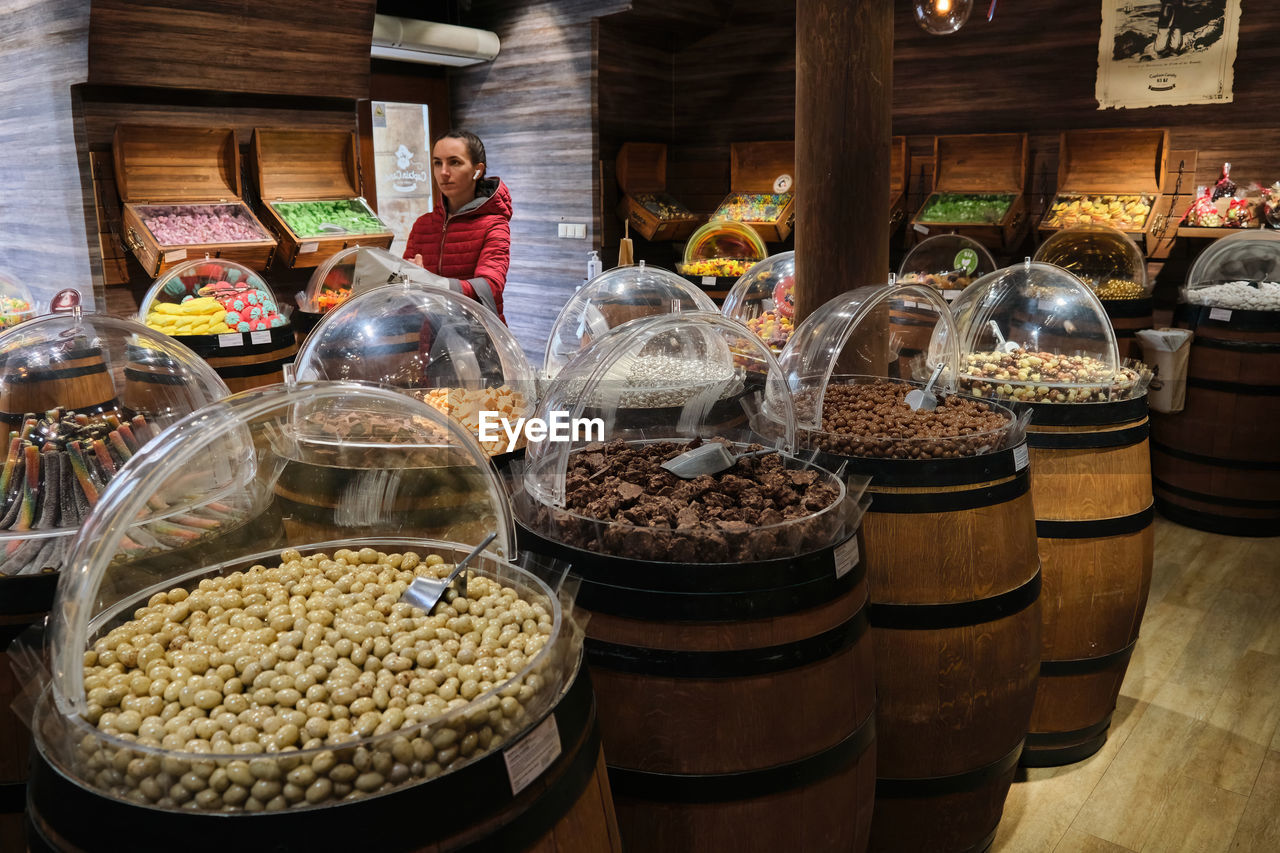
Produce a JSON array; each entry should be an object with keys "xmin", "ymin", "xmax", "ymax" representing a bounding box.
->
[{"xmin": 472, "ymin": 169, "xmax": 481, "ymax": 180}]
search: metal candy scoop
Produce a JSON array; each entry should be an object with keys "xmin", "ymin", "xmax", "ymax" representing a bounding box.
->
[
  {"xmin": 988, "ymin": 320, "xmax": 1020, "ymax": 353},
  {"xmin": 905, "ymin": 363, "xmax": 946, "ymax": 411},
  {"xmin": 401, "ymin": 532, "xmax": 498, "ymax": 613},
  {"xmin": 660, "ymin": 444, "xmax": 774, "ymax": 479}
]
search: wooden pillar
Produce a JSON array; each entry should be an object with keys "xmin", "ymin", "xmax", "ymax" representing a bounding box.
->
[{"xmin": 795, "ymin": 0, "xmax": 892, "ymax": 324}]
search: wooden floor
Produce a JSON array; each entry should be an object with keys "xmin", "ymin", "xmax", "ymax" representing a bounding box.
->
[{"xmin": 994, "ymin": 517, "xmax": 1280, "ymax": 853}]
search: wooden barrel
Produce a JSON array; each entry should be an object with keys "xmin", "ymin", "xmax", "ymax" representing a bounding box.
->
[
  {"xmin": 822, "ymin": 442, "xmax": 1040, "ymax": 853},
  {"xmin": 1021, "ymin": 396, "xmax": 1154, "ymax": 766},
  {"xmin": 175, "ymin": 326, "xmax": 297, "ymax": 395},
  {"xmin": 27, "ymin": 650, "xmax": 621, "ymax": 853},
  {"xmin": 516, "ymin": 522, "xmax": 877, "ymax": 852},
  {"xmin": 0, "ymin": 346, "xmax": 117, "ymax": 421},
  {"xmin": 1102, "ymin": 297, "xmax": 1153, "ymax": 361},
  {"xmin": 0, "ymin": 570, "xmax": 58, "ymax": 853},
  {"xmin": 1151, "ymin": 304, "xmax": 1280, "ymax": 535}
]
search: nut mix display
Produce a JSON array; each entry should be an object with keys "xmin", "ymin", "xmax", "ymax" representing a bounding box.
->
[
  {"xmin": 960, "ymin": 347, "xmax": 1142, "ymax": 402},
  {"xmin": 136, "ymin": 205, "xmax": 271, "ymax": 246},
  {"xmin": 917, "ymin": 193, "xmax": 1015, "ymax": 224},
  {"xmin": 73, "ymin": 546, "xmax": 558, "ymax": 811},
  {"xmin": 530, "ymin": 438, "xmax": 843, "ymax": 563},
  {"xmin": 797, "ymin": 380, "xmax": 1012, "ymax": 459},
  {"xmin": 1044, "ymin": 195, "xmax": 1152, "ymax": 231},
  {"xmin": 632, "ymin": 193, "xmax": 698, "ymax": 222}
]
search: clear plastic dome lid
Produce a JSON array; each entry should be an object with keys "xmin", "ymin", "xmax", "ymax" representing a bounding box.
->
[
  {"xmin": 542, "ymin": 263, "xmax": 717, "ymax": 379},
  {"xmin": 677, "ymin": 219, "xmax": 768, "ymax": 278},
  {"xmin": 37, "ymin": 382, "xmax": 582, "ymax": 816},
  {"xmin": 0, "ymin": 313, "xmax": 229, "ymax": 577},
  {"xmin": 1184, "ymin": 230, "xmax": 1280, "ymax": 312},
  {"xmin": 296, "ymin": 246, "xmax": 446, "ymax": 315},
  {"xmin": 0, "ymin": 269, "xmax": 37, "ymax": 330},
  {"xmin": 139, "ymin": 258, "xmax": 287, "ymax": 336},
  {"xmin": 1034, "ymin": 225, "xmax": 1150, "ymax": 300},
  {"xmin": 519, "ymin": 312, "xmax": 856, "ymax": 563},
  {"xmin": 952, "ymin": 261, "xmax": 1148, "ymax": 403},
  {"xmin": 295, "ymin": 283, "xmax": 536, "ymax": 456},
  {"xmin": 721, "ymin": 251, "xmax": 795, "ymax": 353},
  {"xmin": 897, "ymin": 235, "xmax": 997, "ymax": 295}
]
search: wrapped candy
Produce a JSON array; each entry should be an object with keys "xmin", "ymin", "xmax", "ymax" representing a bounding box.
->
[
  {"xmin": 1211, "ymin": 162, "xmax": 1237, "ymax": 201},
  {"xmin": 1184, "ymin": 187, "xmax": 1223, "ymax": 227}
]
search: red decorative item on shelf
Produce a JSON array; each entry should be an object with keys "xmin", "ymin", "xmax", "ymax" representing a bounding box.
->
[{"xmin": 1211, "ymin": 162, "xmax": 1237, "ymax": 201}]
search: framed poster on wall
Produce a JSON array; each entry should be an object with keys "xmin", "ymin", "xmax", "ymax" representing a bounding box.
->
[
  {"xmin": 1096, "ymin": 0, "xmax": 1242, "ymax": 110},
  {"xmin": 368, "ymin": 101, "xmax": 434, "ymax": 256}
]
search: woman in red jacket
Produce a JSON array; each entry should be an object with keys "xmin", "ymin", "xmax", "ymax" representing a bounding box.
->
[{"xmin": 404, "ymin": 129, "xmax": 512, "ymax": 322}]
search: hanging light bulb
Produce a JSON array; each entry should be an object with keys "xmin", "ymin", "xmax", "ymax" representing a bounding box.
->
[{"xmin": 913, "ymin": 0, "xmax": 973, "ymax": 35}]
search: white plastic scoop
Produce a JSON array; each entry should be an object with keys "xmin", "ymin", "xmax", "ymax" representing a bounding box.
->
[
  {"xmin": 660, "ymin": 444, "xmax": 774, "ymax": 479},
  {"xmin": 988, "ymin": 319, "xmax": 1020, "ymax": 353},
  {"xmin": 905, "ymin": 363, "xmax": 946, "ymax": 411},
  {"xmin": 401, "ymin": 532, "xmax": 498, "ymax": 613}
]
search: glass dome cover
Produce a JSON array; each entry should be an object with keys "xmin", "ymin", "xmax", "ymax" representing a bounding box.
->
[
  {"xmin": 0, "ymin": 313, "xmax": 230, "ymax": 577},
  {"xmin": 296, "ymin": 246, "xmax": 447, "ymax": 315},
  {"xmin": 0, "ymin": 269, "xmax": 37, "ymax": 330},
  {"xmin": 677, "ymin": 219, "xmax": 768, "ymax": 278},
  {"xmin": 1184, "ymin": 230, "xmax": 1280, "ymax": 311},
  {"xmin": 952, "ymin": 260, "xmax": 1148, "ymax": 403},
  {"xmin": 37, "ymin": 383, "xmax": 580, "ymax": 816},
  {"xmin": 520, "ymin": 311, "xmax": 857, "ymax": 564},
  {"xmin": 897, "ymin": 234, "xmax": 997, "ymax": 294},
  {"xmin": 721, "ymin": 251, "xmax": 795, "ymax": 353},
  {"xmin": 543, "ymin": 263, "xmax": 717, "ymax": 379},
  {"xmin": 139, "ymin": 258, "xmax": 287, "ymax": 336},
  {"xmin": 1034, "ymin": 225, "xmax": 1150, "ymax": 300},
  {"xmin": 295, "ymin": 283, "xmax": 536, "ymax": 456}
]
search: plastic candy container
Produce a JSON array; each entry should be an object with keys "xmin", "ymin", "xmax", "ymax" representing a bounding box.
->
[
  {"xmin": 295, "ymin": 282, "xmax": 535, "ymax": 457},
  {"xmin": 1034, "ymin": 225, "xmax": 1151, "ymax": 301},
  {"xmin": 0, "ymin": 270, "xmax": 37, "ymax": 330},
  {"xmin": 897, "ymin": 235, "xmax": 997, "ymax": 298},
  {"xmin": 1183, "ymin": 231, "xmax": 1280, "ymax": 312},
  {"xmin": 721, "ymin": 252, "xmax": 795, "ymax": 352},
  {"xmin": 677, "ymin": 220, "xmax": 768, "ymax": 279},
  {"xmin": 543, "ymin": 263, "xmax": 716, "ymax": 379},
  {"xmin": 140, "ymin": 259, "xmax": 287, "ymax": 336}
]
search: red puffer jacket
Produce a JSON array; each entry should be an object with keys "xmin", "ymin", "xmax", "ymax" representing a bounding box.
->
[{"xmin": 404, "ymin": 178, "xmax": 512, "ymax": 322}]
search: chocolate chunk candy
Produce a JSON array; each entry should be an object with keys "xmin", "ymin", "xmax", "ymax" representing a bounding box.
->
[
  {"xmin": 675, "ymin": 506, "xmax": 701, "ymax": 529},
  {"xmin": 617, "ymin": 482, "xmax": 644, "ymax": 502}
]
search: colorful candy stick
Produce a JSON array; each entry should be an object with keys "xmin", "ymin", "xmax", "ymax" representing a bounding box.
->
[
  {"xmin": 36, "ymin": 451, "xmax": 60, "ymax": 529},
  {"xmin": 0, "ymin": 456, "xmax": 23, "ymax": 529},
  {"xmin": 116, "ymin": 423, "xmax": 140, "ymax": 453},
  {"xmin": 15, "ymin": 445, "xmax": 39, "ymax": 530},
  {"xmin": 66, "ymin": 441, "xmax": 101, "ymax": 505},
  {"xmin": 0, "ymin": 436, "xmax": 21, "ymax": 507},
  {"xmin": 130, "ymin": 415, "xmax": 154, "ymax": 444},
  {"xmin": 92, "ymin": 439, "xmax": 117, "ymax": 476},
  {"xmin": 60, "ymin": 457, "xmax": 80, "ymax": 526}
]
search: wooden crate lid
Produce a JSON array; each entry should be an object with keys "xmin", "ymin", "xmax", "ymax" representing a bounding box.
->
[
  {"xmin": 933, "ymin": 133, "xmax": 1028, "ymax": 194},
  {"xmin": 113, "ymin": 124, "xmax": 241, "ymax": 203},
  {"xmin": 890, "ymin": 136, "xmax": 909, "ymax": 197},
  {"xmin": 616, "ymin": 143, "xmax": 666, "ymax": 194},
  {"xmin": 253, "ymin": 128, "xmax": 360, "ymax": 201},
  {"xmin": 730, "ymin": 141, "xmax": 795, "ymax": 193},
  {"xmin": 1058, "ymin": 128, "xmax": 1168, "ymax": 193}
]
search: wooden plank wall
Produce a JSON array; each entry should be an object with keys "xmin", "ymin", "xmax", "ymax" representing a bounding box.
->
[
  {"xmin": 87, "ymin": 0, "xmax": 376, "ymax": 100},
  {"xmin": 449, "ymin": 0, "xmax": 629, "ymax": 358},
  {"xmin": 0, "ymin": 0, "xmax": 96, "ymax": 311}
]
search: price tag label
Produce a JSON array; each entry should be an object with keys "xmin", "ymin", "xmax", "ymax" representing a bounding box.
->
[
  {"xmin": 299, "ymin": 241, "xmax": 319, "ymax": 254},
  {"xmin": 163, "ymin": 249, "xmax": 188, "ymax": 263},
  {"xmin": 701, "ymin": 276, "xmax": 716, "ymax": 286},
  {"xmin": 944, "ymin": 289, "xmax": 963, "ymax": 301},
  {"xmin": 504, "ymin": 714, "xmax": 561, "ymax": 796},
  {"xmin": 217, "ymin": 333, "xmax": 242, "ymax": 349},
  {"xmin": 1014, "ymin": 444, "xmax": 1030, "ymax": 471},
  {"xmin": 1209, "ymin": 307, "xmax": 1233, "ymax": 322},
  {"xmin": 835, "ymin": 536, "xmax": 860, "ymax": 579},
  {"xmin": 914, "ymin": 224, "xmax": 930, "ymax": 235},
  {"xmin": 250, "ymin": 330, "xmax": 271, "ymax": 345}
]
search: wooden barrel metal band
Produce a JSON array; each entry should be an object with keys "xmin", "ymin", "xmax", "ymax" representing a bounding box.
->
[
  {"xmin": 0, "ymin": 779, "xmax": 23, "ymax": 811},
  {"xmin": 1186, "ymin": 377, "xmax": 1280, "ymax": 396},
  {"xmin": 874, "ymin": 740, "xmax": 1023, "ymax": 798},
  {"xmin": 516, "ymin": 524, "xmax": 862, "ymax": 620},
  {"xmin": 1189, "ymin": 336, "xmax": 1280, "ymax": 353},
  {"xmin": 607, "ymin": 712, "xmax": 875, "ymax": 804},
  {"xmin": 210, "ymin": 354, "xmax": 297, "ymax": 379},
  {"xmin": 869, "ymin": 568, "xmax": 1040, "ymax": 631},
  {"xmin": 1035, "ymin": 506, "xmax": 1154, "ymax": 539},
  {"xmin": 1021, "ymin": 718, "xmax": 1114, "ymax": 768},
  {"xmin": 1023, "ymin": 397, "xmax": 1147, "ymax": 426},
  {"xmin": 814, "ymin": 445, "xmax": 1022, "ymax": 487},
  {"xmin": 1039, "ymin": 639, "xmax": 1137, "ymax": 677},
  {"xmin": 869, "ymin": 470, "xmax": 1029, "ymax": 514},
  {"xmin": 1026, "ymin": 422, "xmax": 1148, "ymax": 450},
  {"xmin": 123, "ymin": 367, "xmax": 189, "ymax": 385},
  {"xmin": 1152, "ymin": 477, "xmax": 1280, "ymax": 509},
  {"xmin": 1111, "ymin": 329, "xmax": 1137, "ymax": 338},
  {"xmin": 1025, "ymin": 717, "xmax": 1112, "ymax": 748},
  {"xmin": 1151, "ymin": 440, "xmax": 1280, "ymax": 471},
  {"xmin": 586, "ymin": 609, "xmax": 868, "ymax": 679},
  {"xmin": 1153, "ymin": 498, "xmax": 1277, "ymax": 537},
  {"xmin": 1103, "ymin": 298, "xmax": 1153, "ymax": 319},
  {"xmin": 4, "ymin": 362, "xmax": 107, "ymax": 384},
  {"xmin": 889, "ymin": 315, "xmax": 936, "ymax": 328},
  {"xmin": 1176, "ymin": 304, "xmax": 1280, "ymax": 333}
]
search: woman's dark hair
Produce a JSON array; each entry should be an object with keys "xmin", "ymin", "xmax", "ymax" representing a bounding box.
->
[{"xmin": 434, "ymin": 129, "xmax": 486, "ymax": 167}]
